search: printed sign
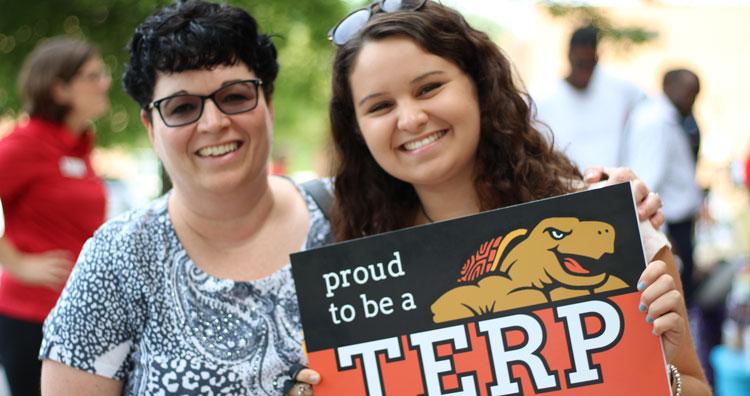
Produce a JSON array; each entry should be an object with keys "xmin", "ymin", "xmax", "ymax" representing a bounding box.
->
[{"xmin": 291, "ymin": 183, "xmax": 670, "ymax": 395}]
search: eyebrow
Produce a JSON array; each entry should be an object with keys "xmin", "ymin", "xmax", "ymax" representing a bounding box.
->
[
  {"xmin": 160, "ymin": 79, "xmax": 248, "ymax": 98},
  {"xmin": 356, "ymin": 70, "xmax": 445, "ymax": 107}
]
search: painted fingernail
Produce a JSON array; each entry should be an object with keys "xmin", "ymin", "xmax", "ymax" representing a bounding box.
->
[
  {"xmin": 652, "ymin": 329, "xmax": 657, "ymax": 336},
  {"xmin": 309, "ymin": 374, "xmax": 320, "ymax": 384},
  {"xmin": 639, "ymin": 303, "xmax": 647, "ymax": 312},
  {"xmin": 646, "ymin": 315, "xmax": 653, "ymax": 323},
  {"xmin": 637, "ymin": 282, "xmax": 646, "ymax": 291}
]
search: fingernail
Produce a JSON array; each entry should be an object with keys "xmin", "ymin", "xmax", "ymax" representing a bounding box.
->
[
  {"xmin": 637, "ymin": 282, "xmax": 645, "ymax": 291},
  {"xmin": 309, "ymin": 374, "xmax": 319, "ymax": 384},
  {"xmin": 652, "ymin": 329, "xmax": 657, "ymax": 336},
  {"xmin": 646, "ymin": 315, "xmax": 653, "ymax": 323},
  {"xmin": 639, "ymin": 303, "xmax": 647, "ymax": 312}
]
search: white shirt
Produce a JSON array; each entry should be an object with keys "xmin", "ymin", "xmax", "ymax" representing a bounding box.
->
[
  {"xmin": 622, "ymin": 94, "xmax": 702, "ymax": 222},
  {"xmin": 532, "ymin": 67, "xmax": 644, "ymax": 172}
]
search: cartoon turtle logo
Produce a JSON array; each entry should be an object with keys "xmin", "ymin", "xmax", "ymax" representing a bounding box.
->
[{"xmin": 431, "ymin": 217, "xmax": 629, "ymax": 323}]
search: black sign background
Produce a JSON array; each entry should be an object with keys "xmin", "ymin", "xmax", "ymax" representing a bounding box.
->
[{"xmin": 291, "ymin": 183, "xmax": 645, "ymax": 352}]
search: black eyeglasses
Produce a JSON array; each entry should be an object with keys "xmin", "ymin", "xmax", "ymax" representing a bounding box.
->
[
  {"xmin": 148, "ymin": 79, "xmax": 263, "ymax": 127},
  {"xmin": 328, "ymin": 0, "xmax": 427, "ymax": 46}
]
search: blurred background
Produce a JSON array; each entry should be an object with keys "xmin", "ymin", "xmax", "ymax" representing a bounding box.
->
[{"xmin": 1, "ymin": 0, "xmax": 750, "ymax": 394}]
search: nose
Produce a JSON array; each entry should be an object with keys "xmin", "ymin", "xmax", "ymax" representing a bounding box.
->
[
  {"xmin": 197, "ymin": 99, "xmax": 229, "ymax": 133},
  {"xmin": 396, "ymin": 101, "xmax": 428, "ymax": 134}
]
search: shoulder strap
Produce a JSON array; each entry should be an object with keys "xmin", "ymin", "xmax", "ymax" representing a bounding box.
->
[{"xmin": 301, "ymin": 179, "xmax": 333, "ymax": 220}]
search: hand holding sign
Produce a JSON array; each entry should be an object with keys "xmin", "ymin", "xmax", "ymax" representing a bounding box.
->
[
  {"xmin": 638, "ymin": 254, "xmax": 688, "ymax": 364},
  {"xmin": 292, "ymin": 184, "xmax": 678, "ymax": 396}
]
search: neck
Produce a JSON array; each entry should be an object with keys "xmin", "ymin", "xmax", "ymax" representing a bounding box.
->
[
  {"xmin": 565, "ymin": 76, "xmax": 588, "ymax": 91},
  {"xmin": 413, "ymin": 177, "xmax": 481, "ymax": 225},
  {"xmin": 169, "ymin": 173, "xmax": 275, "ymax": 247},
  {"xmin": 63, "ymin": 113, "xmax": 91, "ymax": 135}
]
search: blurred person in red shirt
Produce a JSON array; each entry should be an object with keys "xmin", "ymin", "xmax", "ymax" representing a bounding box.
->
[{"xmin": 0, "ymin": 37, "xmax": 109, "ymax": 396}]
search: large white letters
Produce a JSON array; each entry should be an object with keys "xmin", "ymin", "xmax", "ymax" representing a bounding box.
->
[
  {"xmin": 478, "ymin": 315, "xmax": 558, "ymax": 395},
  {"xmin": 337, "ymin": 338, "xmax": 403, "ymax": 396},
  {"xmin": 409, "ymin": 325, "xmax": 478, "ymax": 396},
  {"xmin": 555, "ymin": 300, "xmax": 623, "ymax": 386}
]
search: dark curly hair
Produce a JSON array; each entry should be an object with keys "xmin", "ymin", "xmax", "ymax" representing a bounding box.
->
[
  {"xmin": 122, "ymin": 0, "xmax": 278, "ymax": 110},
  {"xmin": 330, "ymin": 1, "xmax": 581, "ymax": 241}
]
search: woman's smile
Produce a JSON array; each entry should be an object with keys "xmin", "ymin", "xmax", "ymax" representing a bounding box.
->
[
  {"xmin": 400, "ymin": 129, "xmax": 448, "ymax": 152},
  {"xmin": 196, "ymin": 141, "xmax": 243, "ymax": 158}
]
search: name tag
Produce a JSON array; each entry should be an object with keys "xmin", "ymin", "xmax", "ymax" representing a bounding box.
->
[{"xmin": 59, "ymin": 156, "xmax": 87, "ymax": 178}]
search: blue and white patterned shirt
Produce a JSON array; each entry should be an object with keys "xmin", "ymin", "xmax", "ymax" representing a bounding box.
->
[{"xmin": 40, "ymin": 182, "xmax": 332, "ymax": 395}]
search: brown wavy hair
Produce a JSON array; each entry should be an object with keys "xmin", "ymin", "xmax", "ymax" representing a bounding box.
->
[
  {"xmin": 18, "ymin": 37, "xmax": 98, "ymax": 123},
  {"xmin": 330, "ymin": 1, "xmax": 581, "ymax": 241}
]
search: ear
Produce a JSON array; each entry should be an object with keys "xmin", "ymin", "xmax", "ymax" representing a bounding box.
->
[
  {"xmin": 51, "ymin": 80, "xmax": 71, "ymax": 105},
  {"xmin": 141, "ymin": 109, "xmax": 156, "ymax": 146},
  {"xmin": 266, "ymin": 95, "xmax": 274, "ymax": 118}
]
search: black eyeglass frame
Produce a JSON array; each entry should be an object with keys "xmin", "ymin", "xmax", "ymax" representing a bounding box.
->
[
  {"xmin": 327, "ymin": 0, "xmax": 428, "ymax": 46},
  {"xmin": 147, "ymin": 79, "xmax": 264, "ymax": 128}
]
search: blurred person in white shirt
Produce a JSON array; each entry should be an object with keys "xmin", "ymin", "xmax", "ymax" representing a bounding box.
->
[
  {"xmin": 623, "ymin": 68, "xmax": 703, "ymax": 305},
  {"xmin": 533, "ymin": 25, "xmax": 644, "ymax": 172}
]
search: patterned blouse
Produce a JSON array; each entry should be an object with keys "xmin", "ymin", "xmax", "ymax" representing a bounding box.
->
[{"xmin": 40, "ymin": 182, "xmax": 332, "ymax": 395}]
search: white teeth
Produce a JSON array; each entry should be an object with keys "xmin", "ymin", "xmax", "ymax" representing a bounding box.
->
[
  {"xmin": 402, "ymin": 130, "xmax": 447, "ymax": 151},
  {"xmin": 197, "ymin": 142, "xmax": 239, "ymax": 157}
]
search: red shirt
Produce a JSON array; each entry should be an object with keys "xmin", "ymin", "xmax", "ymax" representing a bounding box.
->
[{"xmin": 0, "ymin": 118, "xmax": 106, "ymax": 323}]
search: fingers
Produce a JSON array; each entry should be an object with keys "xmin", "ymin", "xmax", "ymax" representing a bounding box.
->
[
  {"xmin": 637, "ymin": 260, "xmax": 685, "ymax": 335},
  {"xmin": 295, "ymin": 368, "xmax": 320, "ymax": 386},
  {"xmin": 583, "ymin": 166, "xmax": 638, "ymax": 189},
  {"xmin": 638, "ymin": 259, "xmax": 668, "ymax": 289},
  {"xmin": 582, "ymin": 166, "xmax": 605, "ymax": 183},
  {"xmin": 41, "ymin": 250, "xmax": 73, "ymax": 260},
  {"xmin": 631, "ymin": 179, "xmax": 648, "ymax": 205},
  {"xmin": 39, "ymin": 263, "xmax": 71, "ymax": 289},
  {"xmin": 649, "ymin": 210, "xmax": 665, "ymax": 230},
  {"xmin": 637, "ymin": 192, "xmax": 663, "ymax": 223},
  {"xmin": 602, "ymin": 166, "xmax": 636, "ymax": 184},
  {"xmin": 287, "ymin": 383, "xmax": 313, "ymax": 396},
  {"xmin": 648, "ymin": 292, "xmax": 684, "ymax": 335}
]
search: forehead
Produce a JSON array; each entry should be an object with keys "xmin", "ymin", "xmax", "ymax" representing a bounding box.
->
[
  {"xmin": 350, "ymin": 37, "xmax": 463, "ymax": 90},
  {"xmin": 569, "ymin": 45, "xmax": 596, "ymax": 59},
  {"xmin": 152, "ymin": 63, "xmax": 255, "ymax": 97},
  {"xmin": 78, "ymin": 56, "xmax": 104, "ymax": 71}
]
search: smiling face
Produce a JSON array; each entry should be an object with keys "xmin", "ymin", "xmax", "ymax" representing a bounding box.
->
[
  {"xmin": 142, "ymin": 63, "xmax": 273, "ymax": 196},
  {"xmin": 349, "ymin": 37, "xmax": 481, "ymax": 190}
]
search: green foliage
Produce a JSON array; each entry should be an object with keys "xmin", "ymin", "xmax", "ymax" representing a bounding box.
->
[
  {"xmin": 0, "ymin": 0, "xmax": 347, "ymax": 170},
  {"xmin": 541, "ymin": 1, "xmax": 658, "ymax": 53}
]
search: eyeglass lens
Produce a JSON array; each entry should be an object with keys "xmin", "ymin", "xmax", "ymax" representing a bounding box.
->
[
  {"xmin": 331, "ymin": 8, "xmax": 371, "ymax": 46},
  {"xmin": 330, "ymin": 0, "xmax": 425, "ymax": 45},
  {"xmin": 158, "ymin": 81, "xmax": 259, "ymax": 127}
]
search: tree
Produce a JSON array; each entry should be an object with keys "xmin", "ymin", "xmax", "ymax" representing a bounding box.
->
[
  {"xmin": 0, "ymin": 0, "xmax": 347, "ymax": 171},
  {"xmin": 540, "ymin": 1, "xmax": 658, "ymax": 53}
]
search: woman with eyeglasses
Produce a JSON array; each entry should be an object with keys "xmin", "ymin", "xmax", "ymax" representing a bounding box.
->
[
  {"xmin": 326, "ymin": 1, "xmax": 710, "ymax": 395},
  {"xmin": 39, "ymin": 2, "xmax": 325, "ymax": 395},
  {"xmin": 0, "ymin": 37, "xmax": 110, "ymax": 396}
]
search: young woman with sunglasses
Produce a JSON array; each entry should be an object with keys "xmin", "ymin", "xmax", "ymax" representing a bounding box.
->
[
  {"xmin": 326, "ymin": 1, "xmax": 710, "ymax": 395},
  {"xmin": 39, "ymin": 2, "xmax": 324, "ymax": 395}
]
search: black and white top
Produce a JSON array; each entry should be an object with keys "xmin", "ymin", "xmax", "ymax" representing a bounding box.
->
[{"xmin": 40, "ymin": 182, "xmax": 332, "ymax": 395}]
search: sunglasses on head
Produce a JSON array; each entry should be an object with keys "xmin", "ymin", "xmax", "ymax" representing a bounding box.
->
[{"xmin": 328, "ymin": 0, "xmax": 427, "ymax": 46}]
